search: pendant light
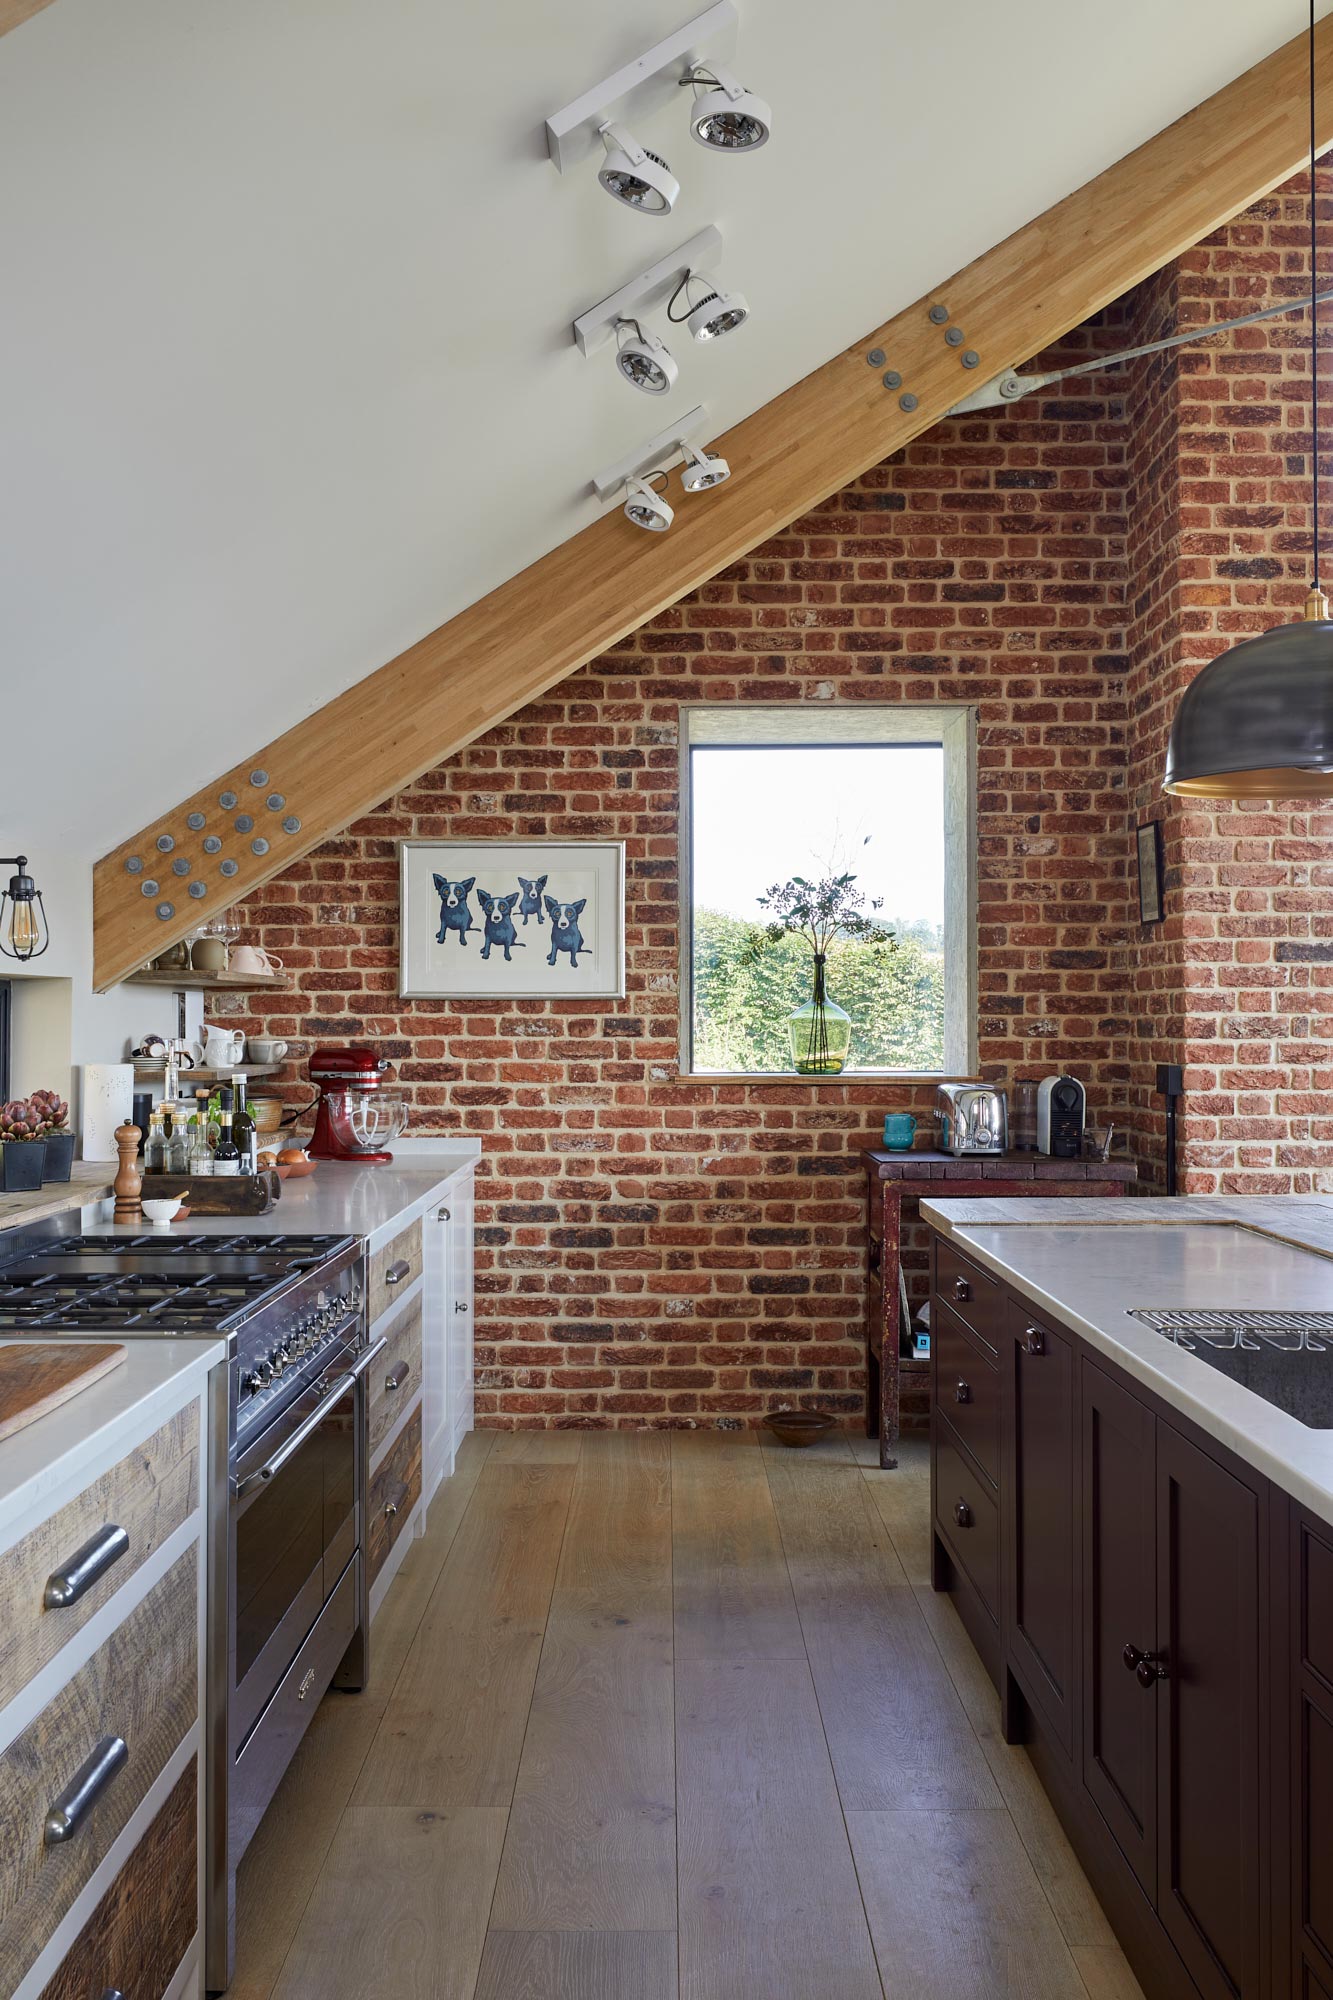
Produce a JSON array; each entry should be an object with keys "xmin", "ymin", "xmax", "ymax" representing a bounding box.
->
[{"xmin": 1164, "ymin": 1, "xmax": 1333, "ymax": 798}]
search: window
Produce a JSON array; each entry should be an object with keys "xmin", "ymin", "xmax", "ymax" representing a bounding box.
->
[{"xmin": 681, "ymin": 706, "xmax": 976, "ymax": 1077}]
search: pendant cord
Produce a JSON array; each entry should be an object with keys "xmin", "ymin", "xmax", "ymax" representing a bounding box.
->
[{"xmin": 1304, "ymin": 0, "xmax": 1312, "ymax": 588}]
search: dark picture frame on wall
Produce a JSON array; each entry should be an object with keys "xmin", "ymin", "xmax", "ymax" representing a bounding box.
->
[{"xmin": 1136, "ymin": 819, "xmax": 1164, "ymax": 924}]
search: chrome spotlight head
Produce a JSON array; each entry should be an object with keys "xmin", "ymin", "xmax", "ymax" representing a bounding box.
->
[
  {"xmin": 686, "ymin": 286, "xmax": 749, "ymax": 342},
  {"xmin": 680, "ymin": 440, "xmax": 730, "ymax": 492},
  {"xmin": 613, "ymin": 320, "xmax": 678, "ymax": 396},
  {"xmin": 685, "ymin": 64, "xmax": 772, "ymax": 151},
  {"xmin": 623, "ymin": 472, "xmax": 674, "ymax": 532},
  {"xmin": 598, "ymin": 122, "xmax": 679, "ymax": 216}
]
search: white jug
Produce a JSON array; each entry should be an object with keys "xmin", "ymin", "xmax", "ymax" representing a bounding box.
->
[{"xmin": 202, "ymin": 1026, "xmax": 246, "ymax": 1070}]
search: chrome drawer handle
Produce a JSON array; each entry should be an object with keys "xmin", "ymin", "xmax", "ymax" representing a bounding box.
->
[
  {"xmin": 953, "ymin": 1499, "xmax": 972, "ymax": 1529},
  {"xmin": 954, "ymin": 1379, "xmax": 971, "ymax": 1404},
  {"xmin": 44, "ymin": 1524, "xmax": 130, "ymax": 1608},
  {"xmin": 101, "ymin": 1990, "xmax": 126, "ymax": 2000},
  {"xmin": 237, "ymin": 1338, "xmax": 388, "ymax": 1496},
  {"xmin": 385, "ymin": 1361, "xmax": 412, "ymax": 1393},
  {"xmin": 44, "ymin": 1735, "xmax": 127, "ymax": 1845},
  {"xmin": 1024, "ymin": 1326, "xmax": 1045, "ymax": 1356},
  {"xmin": 384, "ymin": 1260, "xmax": 412, "ymax": 1287},
  {"xmin": 952, "ymin": 1276, "xmax": 971, "ymax": 1302}
]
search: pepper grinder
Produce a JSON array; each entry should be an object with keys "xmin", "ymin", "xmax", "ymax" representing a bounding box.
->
[{"xmin": 113, "ymin": 1123, "xmax": 143, "ymax": 1222}]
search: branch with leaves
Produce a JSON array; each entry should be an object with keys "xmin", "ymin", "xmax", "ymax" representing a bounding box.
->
[{"xmin": 741, "ymin": 871, "xmax": 896, "ymax": 963}]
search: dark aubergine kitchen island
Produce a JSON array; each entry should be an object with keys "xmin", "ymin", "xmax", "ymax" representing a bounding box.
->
[{"xmin": 923, "ymin": 1192, "xmax": 1333, "ymax": 2000}]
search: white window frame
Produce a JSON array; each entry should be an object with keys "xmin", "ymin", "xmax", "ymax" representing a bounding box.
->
[{"xmin": 679, "ymin": 704, "xmax": 978, "ymax": 1079}]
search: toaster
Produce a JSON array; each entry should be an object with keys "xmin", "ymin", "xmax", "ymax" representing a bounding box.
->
[{"xmin": 935, "ymin": 1083, "xmax": 1008, "ymax": 1157}]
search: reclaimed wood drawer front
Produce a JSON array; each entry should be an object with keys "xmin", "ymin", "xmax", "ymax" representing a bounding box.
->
[
  {"xmin": 38, "ymin": 1758, "xmax": 196, "ymax": 2000},
  {"xmin": 369, "ymin": 1299, "xmax": 423, "ymax": 1462},
  {"xmin": 368, "ymin": 1218, "xmax": 424, "ymax": 1324},
  {"xmin": 934, "ymin": 1420, "xmax": 999, "ymax": 1620},
  {"xmin": 933, "ymin": 1302, "xmax": 1000, "ymax": 1490},
  {"xmin": 0, "ymin": 1401, "xmax": 198, "ymax": 1716},
  {"xmin": 0, "ymin": 1546, "xmax": 198, "ymax": 1997},
  {"xmin": 934, "ymin": 1240, "xmax": 1003, "ymax": 1356},
  {"xmin": 368, "ymin": 1404, "xmax": 421, "ymax": 1588}
]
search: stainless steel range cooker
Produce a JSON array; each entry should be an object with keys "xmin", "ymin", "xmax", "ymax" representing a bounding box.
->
[{"xmin": 0, "ymin": 1224, "xmax": 382, "ymax": 1992}]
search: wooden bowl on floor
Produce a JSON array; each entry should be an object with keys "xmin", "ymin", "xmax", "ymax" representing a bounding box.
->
[{"xmin": 762, "ymin": 1410, "xmax": 837, "ymax": 1449}]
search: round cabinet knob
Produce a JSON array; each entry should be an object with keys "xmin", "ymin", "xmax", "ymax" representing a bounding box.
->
[
  {"xmin": 1024, "ymin": 1326, "xmax": 1045, "ymax": 1355},
  {"xmin": 954, "ymin": 1379, "xmax": 971, "ymax": 1404},
  {"xmin": 953, "ymin": 1499, "xmax": 972, "ymax": 1529},
  {"xmin": 454, "ymin": 1300, "xmax": 469, "ymax": 1313},
  {"xmin": 952, "ymin": 1276, "xmax": 971, "ymax": 1302},
  {"xmin": 437, "ymin": 1207, "xmax": 451, "ymax": 1222},
  {"xmin": 384, "ymin": 1501, "xmax": 398, "ymax": 1518},
  {"xmin": 1122, "ymin": 1642, "xmax": 1144, "ymax": 1673}
]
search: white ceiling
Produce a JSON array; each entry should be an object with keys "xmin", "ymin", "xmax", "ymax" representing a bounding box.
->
[{"xmin": 2, "ymin": 0, "xmax": 1326, "ymax": 861}]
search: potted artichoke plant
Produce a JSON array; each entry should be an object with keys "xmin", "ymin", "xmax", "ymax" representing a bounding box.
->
[
  {"xmin": 745, "ymin": 871, "xmax": 894, "ymax": 1076},
  {"xmin": 32, "ymin": 1089, "xmax": 74, "ymax": 1182},
  {"xmin": 0, "ymin": 1099, "xmax": 47, "ymax": 1191}
]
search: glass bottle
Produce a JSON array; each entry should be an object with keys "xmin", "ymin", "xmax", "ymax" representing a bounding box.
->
[
  {"xmin": 213, "ymin": 1108, "xmax": 241, "ymax": 1176},
  {"xmin": 165, "ymin": 1102, "xmax": 190, "ymax": 1175},
  {"xmin": 189, "ymin": 1091, "xmax": 214, "ymax": 1177},
  {"xmin": 233, "ymin": 1074, "xmax": 258, "ymax": 1177},
  {"xmin": 787, "ymin": 953, "xmax": 852, "ymax": 1076},
  {"xmin": 143, "ymin": 1109, "xmax": 167, "ymax": 1175}
]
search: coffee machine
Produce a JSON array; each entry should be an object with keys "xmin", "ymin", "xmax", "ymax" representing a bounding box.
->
[
  {"xmin": 308, "ymin": 1046, "xmax": 407, "ymax": 1163},
  {"xmin": 1037, "ymin": 1074, "xmax": 1086, "ymax": 1158}
]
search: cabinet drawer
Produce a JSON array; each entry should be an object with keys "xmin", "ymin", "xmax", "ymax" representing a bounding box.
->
[
  {"xmin": 934, "ymin": 1240, "xmax": 1003, "ymax": 1356},
  {"xmin": 0, "ymin": 1547, "xmax": 198, "ymax": 1997},
  {"xmin": 368, "ymin": 1404, "xmax": 421, "ymax": 1588},
  {"xmin": 368, "ymin": 1218, "xmax": 423, "ymax": 1323},
  {"xmin": 38, "ymin": 1759, "xmax": 196, "ymax": 2000},
  {"xmin": 933, "ymin": 1302, "xmax": 999, "ymax": 1489},
  {"xmin": 370, "ymin": 1299, "xmax": 423, "ymax": 1462},
  {"xmin": 0, "ymin": 1401, "xmax": 198, "ymax": 1716},
  {"xmin": 934, "ymin": 1421, "xmax": 999, "ymax": 1619}
]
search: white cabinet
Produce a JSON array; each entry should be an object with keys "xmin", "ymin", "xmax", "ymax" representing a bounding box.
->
[
  {"xmin": 447, "ymin": 1173, "xmax": 475, "ymax": 1458},
  {"xmin": 420, "ymin": 1164, "xmax": 475, "ymax": 1511}
]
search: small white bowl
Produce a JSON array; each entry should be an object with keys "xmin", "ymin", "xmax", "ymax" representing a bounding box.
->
[{"xmin": 141, "ymin": 1196, "xmax": 184, "ymax": 1227}]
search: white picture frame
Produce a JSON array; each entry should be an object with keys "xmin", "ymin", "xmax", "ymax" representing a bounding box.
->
[{"xmin": 398, "ymin": 840, "xmax": 626, "ymax": 999}]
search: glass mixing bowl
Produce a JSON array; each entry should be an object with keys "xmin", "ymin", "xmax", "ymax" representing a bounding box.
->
[{"xmin": 346, "ymin": 1091, "xmax": 408, "ymax": 1151}]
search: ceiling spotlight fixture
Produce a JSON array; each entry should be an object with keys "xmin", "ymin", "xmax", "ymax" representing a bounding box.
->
[
  {"xmin": 623, "ymin": 472, "xmax": 674, "ymax": 533},
  {"xmin": 614, "ymin": 319, "xmax": 679, "ymax": 396},
  {"xmin": 681, "ymin": 62, "xmax": 771, "ymax": 151},
  {"xmin": 679, "ymin": 439, "xmax": 730, "ymax": 491},
  {"xmin": 598, "ymin": 123, "xmax": 679, "ymax": 216},
  {"xmin": 669, "ymin": 269, "xmax": 749, "ymax": 343}
]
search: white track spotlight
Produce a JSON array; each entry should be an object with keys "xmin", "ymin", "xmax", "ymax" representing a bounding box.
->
[
  {"xmin": 682, "ymin": 62, "xmax": 771, "ymax": 151},
  {"xmin": 668, "ymin": 269, "xmax": 750, "ymax": 343},
  {"xmin": 613, "ymin": 319, "xmax": 679, "ymax": 396},
  {"xmin": 679, "ymin": 439, "xmax": 731, "ymax": 491},
  {"xmin": 598, "ymin": 123, "xmax": 679, "ymax": 216},
  {"xmin": 623, "ymin": 471, "xmax": 674, "ymax": 532}
]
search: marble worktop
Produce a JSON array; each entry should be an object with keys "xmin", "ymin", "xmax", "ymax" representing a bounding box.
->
[
  {"xmin": 920, "ymin": 1192, "xmax": 1333, "ymax": 1524},
  {"xmin": 0, "ymin": 1336, "xmax": 223, "ymax": 1548}
]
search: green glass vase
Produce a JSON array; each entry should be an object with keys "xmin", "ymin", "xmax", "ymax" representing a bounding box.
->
[{"xmin": 788, "ymin": 953, "xmax": 852, "ymax": 1075}]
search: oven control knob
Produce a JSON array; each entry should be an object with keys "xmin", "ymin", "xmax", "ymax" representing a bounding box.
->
[{"xmin": 243, "ymin": 1361, "xmax": 272, "ymax": 1394}]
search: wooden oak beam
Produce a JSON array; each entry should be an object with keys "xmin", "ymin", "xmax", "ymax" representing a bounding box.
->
[
  {"xmin": 0, "ymin": 0, "xmax": 56, "ymax": 38},
  {"xmin": 93, "ymin": 19, "xmax": 1333, "ymax": 989}
]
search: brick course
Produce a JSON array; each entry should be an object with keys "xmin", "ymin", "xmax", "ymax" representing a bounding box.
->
[{"xmin": 226, "ymin": 176, "xmax": 1333, "ymax": 1425}]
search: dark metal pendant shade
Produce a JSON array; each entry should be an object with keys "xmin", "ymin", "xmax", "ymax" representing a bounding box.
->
[{"xmin": 1163, "ymin": 608, "xmax": 1333, "ymax": 797}]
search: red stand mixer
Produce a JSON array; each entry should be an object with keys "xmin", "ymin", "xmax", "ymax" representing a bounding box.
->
[{"xmin": 307, "ymin": 1046, "xmax": 408, "ymax": 1164}]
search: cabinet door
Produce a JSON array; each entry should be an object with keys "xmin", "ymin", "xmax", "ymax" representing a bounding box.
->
[
  {"xmin": 1155, "ymin": 1419, "xmax": 1263, "ymax": 2000},
  {"xmin": 421, "ymin": 1200, "xmax": 452, "ymax": 1499},
  {"xmin": 447, "ymin": 1175, "xmax": 475, "ymax": 1449},
  {"xmin": 1005, "ymin": 1305, "xmax": 1077, "ymax": 1755},
  {"xmin": 1081, "ymin": 1359, "xmax": 1158, "ymax": 1898}
]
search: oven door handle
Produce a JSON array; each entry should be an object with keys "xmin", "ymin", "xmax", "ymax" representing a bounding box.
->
[{"xmin": 236, "ymin": 1337, "xmax": 387, "ymax": 1496}]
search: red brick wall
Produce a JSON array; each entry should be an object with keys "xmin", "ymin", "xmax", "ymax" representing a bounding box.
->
[{"xmin": 224, "ymin": 176, "xmax": 1333, "ymax": 1423}]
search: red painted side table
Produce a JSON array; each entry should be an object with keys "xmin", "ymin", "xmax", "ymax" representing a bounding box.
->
[{"xmin": 861, "ymin": 1149, "xmax": 1136, "ymax": 1468}]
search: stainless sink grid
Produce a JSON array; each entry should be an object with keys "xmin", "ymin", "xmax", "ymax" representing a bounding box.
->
[{"xmin": 1128, "ymin": 1306, "xmax": 1333, "ymax": 1353}]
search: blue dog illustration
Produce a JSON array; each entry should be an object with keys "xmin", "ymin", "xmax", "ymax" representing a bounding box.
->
[
  {"xmin": 433, "ymin": 874, "xmax": 475, "ymax": 947},
  {"xmin": 516, "ymin": 874, "xmax": 548, "ymax": 925},
  {"xmin": 544, "ymin": 895, "xmax": 589, "ymax": 969},
  {"xmin": 477, "ymin": 888, "xmax": 525, "ymax": 963}
]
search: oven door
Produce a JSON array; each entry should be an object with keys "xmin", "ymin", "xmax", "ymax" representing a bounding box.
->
[{"xmin": 231, "ymin": 1340, "xmax": 373, "ymax": 1749}]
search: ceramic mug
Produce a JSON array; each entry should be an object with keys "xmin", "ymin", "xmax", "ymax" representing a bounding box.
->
[
  {"xmin": 882, "ymin": 1111, "xmax": 918, "ymax": 1152},
  {"xmin": 246, "ymin": 1038, "xmax": 289, "ymax": 1064},
  {"xmin": 231, "ymin": 946, "xmax": 284, "ymax": 977},
  {"xmin": 191, "ymin": 936, "xmax": 228, "ymax": 972}
]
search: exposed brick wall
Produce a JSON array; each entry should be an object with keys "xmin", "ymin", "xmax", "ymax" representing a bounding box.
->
[{"xmin": 223, "ymin": 174, "xmax": 1333, "ymax": 1423}]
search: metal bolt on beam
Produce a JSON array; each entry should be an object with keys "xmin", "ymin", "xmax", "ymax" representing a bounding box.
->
[
  {"xmin": 866, "ymin": 348, "xmax": 885, "ymax": 367},
  {"xmin": 899, "ymin": 392, "xmax": 919, "ymax": 412},
  {"xmin": 945, "ymin": 326, "xmax": 964, "ymax": 347},
  {"xmin": 881, "ymin": 370, "xmax": 902, "ymax": 389},
  {"xmin": 928, "ymin": 304, "xmax": 949, "ymax": 324},
  {"xmin": 962, "ymin": 351, "xmax": 980, "ymax": 369}
]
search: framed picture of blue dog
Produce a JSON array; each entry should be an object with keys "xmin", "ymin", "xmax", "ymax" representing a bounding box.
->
[{"xmin": 398, "ymin": 840, "xmax": 626, "ymax": 999}]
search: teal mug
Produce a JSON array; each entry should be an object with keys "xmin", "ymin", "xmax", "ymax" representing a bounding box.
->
[{"xmin": 882, "ymin": 1112, "xmax": 917, "ymax": 1151}]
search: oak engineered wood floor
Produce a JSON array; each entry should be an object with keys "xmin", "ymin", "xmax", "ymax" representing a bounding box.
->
[{"xmin": 235, "ymin": 1428, "xmax": 1143, "ymax": 2000}]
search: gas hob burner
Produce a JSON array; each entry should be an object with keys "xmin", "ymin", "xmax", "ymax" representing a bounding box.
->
[{"xmin": 59, "ymin": 1232, "xmax": 352, "ymax": 1266}]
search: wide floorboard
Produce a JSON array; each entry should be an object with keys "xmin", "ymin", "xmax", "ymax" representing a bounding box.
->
[{"xmin": 235, "ymin": 1429, "xmax": 1143, "ymax": 2000}]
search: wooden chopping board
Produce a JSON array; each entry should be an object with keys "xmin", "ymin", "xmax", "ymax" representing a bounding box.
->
[{"xmin": 0, "ymin": 1343, "xmax": 128, "ymax": 1444}]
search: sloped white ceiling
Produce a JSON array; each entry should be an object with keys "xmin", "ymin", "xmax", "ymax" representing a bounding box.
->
[{"xmin": 2, "ymin": 0, "xmax": 1327, "ymax": 858}]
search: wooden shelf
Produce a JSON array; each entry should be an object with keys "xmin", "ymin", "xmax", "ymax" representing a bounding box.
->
[
  {"xmin": 123, "ymin": 969, "xmax": 294, "ymax": 992},
  {"xmin": 132, "ymin": 1063, "xmax": 285, "ymax": 1085}
]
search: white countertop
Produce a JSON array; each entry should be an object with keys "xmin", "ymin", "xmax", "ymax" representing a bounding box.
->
[
  {"xmin": 86, "ymin": 1143, "xmax": 481, "ymax": 1253},
  {"xmin": 0, "ymin": 1337, "xmax": 223, "ymax": 1548},
  {"xmin": 921, "ymin": 1193, "xmax": 1333, "ymax": 1525}
]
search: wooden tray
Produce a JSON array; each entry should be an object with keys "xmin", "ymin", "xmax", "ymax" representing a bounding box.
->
[
  {"xmin": 142, "ymin": 1171, "xmax": 281, "ymax": 1215},
  {"xmin": 0, "ymin": 1343, "xmax": 127, "ymax": 1443}
]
